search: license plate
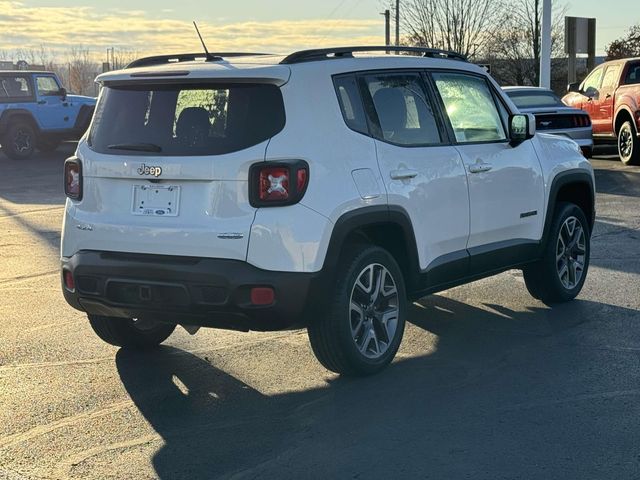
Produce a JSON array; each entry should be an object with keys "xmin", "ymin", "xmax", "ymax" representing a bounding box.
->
[{"xmin": 132, "ymin": 185, "xmax": 180, "ymax": 217}]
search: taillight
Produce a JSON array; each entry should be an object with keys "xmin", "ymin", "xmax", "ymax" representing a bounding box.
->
[
  {"xmin": 249, "ymin": 160, "xmax": 309, "ymax": 207},
  {"xmin": 63, "ymin": 270, "xmax": 75, "ymax": 292},
  {"xmin": 64, "ymin": 157, "xmax": 82, "ymax": 200},
  {"xmin": 574, "ymin": 115, "xmax": 591, "ymax": 127}
]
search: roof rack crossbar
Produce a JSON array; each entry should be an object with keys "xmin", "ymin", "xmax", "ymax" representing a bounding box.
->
[
  {"xmin": 280, "ymin": 46, "xmax": 467, "ymax": 65},
  {"xmin": 126, "ymin": 52, "xmax": 272, "ymax": 69}
]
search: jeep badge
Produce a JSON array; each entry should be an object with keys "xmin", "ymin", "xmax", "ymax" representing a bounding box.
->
[{"xmin": 137, "ymin": 164, "xmax": 162, "ymax": 177}]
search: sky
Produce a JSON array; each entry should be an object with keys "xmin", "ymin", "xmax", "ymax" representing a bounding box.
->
[{"xmin": 0, "ymin": 0, "xmax": 637, "ymax": 61}]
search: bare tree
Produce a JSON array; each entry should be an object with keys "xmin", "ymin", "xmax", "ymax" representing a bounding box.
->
[
  {"xmin": 106, "ymin": 48, "xmax": 140, "ymax": 70},
  {"xmin": 67, "ymin": 48, "xmax": 99, "ymax": 95},
  {"xmin": 483, "ymin": 0, "xmax": 567, "ymax": 88},
  {"xmin": 401, "ymin": 0, "xmax": 505, "ymax": 58}
]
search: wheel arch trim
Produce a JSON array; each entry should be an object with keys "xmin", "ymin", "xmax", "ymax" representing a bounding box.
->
[
  {"xmin": 542, "ymin": 170, "xmax": 595, "ymax": 249},
  {"xmin": 0, "ymin": 109, "xmax": 41, "ymax": 134},
  {"xmin": 613, "ymin": 106, "xmax": 637, "ymax": 135},
  {"xmin": 321, "ymin": 205, "xmax": 421, "ymax": 290}
]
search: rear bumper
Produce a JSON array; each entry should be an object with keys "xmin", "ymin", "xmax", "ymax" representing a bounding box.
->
[{"xmin": 61, "ymin": 251, "xmax": 320, "ymax": 332}]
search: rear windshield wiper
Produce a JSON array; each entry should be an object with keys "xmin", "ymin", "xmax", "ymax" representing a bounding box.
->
[{"xmin": 107, "ymin": 143, "xmax": 163, "ymax": 153}]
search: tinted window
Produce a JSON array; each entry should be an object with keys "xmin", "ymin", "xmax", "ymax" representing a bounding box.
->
[
  {"xmin": 334, "ymin": 75, "xmax": 368, "ymax": 135},
  {"xmin": 433, "ymin": 73, "xmax": 507, "ymax": 143},
  {"xmin": 624, "ymin": 62, "xmax": 640, "ymax": 85},
  {"xmin": 0, "ymin": 76, "xmax": 31, "ymax": 99},
  {"xmin": 602, "ymin": 65, "xmax": 621, "ymax": 89},
  {"xmin": 364, "ymin": 73, "xmax": 442, "ymax": 146},
  {"xmin": 36, "ymin": 76, "xmax": 60, "ymax": 96},
  {"xmin": 506, "ymin": 90, "xmax": 563, "ymax": 108},
  {"xmin": 89, "ymin": 83, "xmax": 285, "ymax": 156}
]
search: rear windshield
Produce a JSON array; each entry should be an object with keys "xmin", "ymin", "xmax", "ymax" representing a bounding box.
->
[
  {"xmin": 89, "ymin": 83, "xmax": 285, "ymax": 156},
  {"xmin": 505, "ymin": 90, "xmax": 563, "ymax": 109}
]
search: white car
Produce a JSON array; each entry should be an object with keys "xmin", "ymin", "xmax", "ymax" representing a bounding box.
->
[{"xmin": 61, "ymin": 47, "xmax": 595, "ymax": 375}]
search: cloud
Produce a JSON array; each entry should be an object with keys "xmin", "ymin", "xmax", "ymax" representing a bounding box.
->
[{"xmin": 0, "ymin": 1, "xmax": 382, "ymax": 60}]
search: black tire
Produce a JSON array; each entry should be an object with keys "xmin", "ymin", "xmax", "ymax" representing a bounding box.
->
[
  {"xmin": 307, "ymin": 245, "xmax": 407, "ymax": 376},
  {"xmin": 618, "ymin": 120, "xmax": 640, "ymax": 166},
  {"xmin": 1, "ymin": 122, "xmax": 36, "ymax": 160},
  {"xmin": 523, "ymin": 202, "xmax": 590, "ymax": 305},
  {"xmin": 36, "ymin": 138, "xmax": 61, "ymax": 153},
  {"xmin": 88, "ymin": 315, "xmax": 176, "ymax": 349}
]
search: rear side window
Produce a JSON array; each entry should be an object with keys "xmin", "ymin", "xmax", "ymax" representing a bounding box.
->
[
  {"xmin": 333, "ymin": 75, "xmax": 368, "ymax": 135},
  {"xmin": 364, "ymin": 73, "xmax": 442, "ymax": 146},
  {"xmin": 0, "ymin": 76, "xmax": 32, "ymax": 99},
  {"xmin": 624, "ymin": 62, "xmax": 640, "ymax": 85},
  {"xmin": 89, "ymin": 83, "xmax": 285, "ymax": 156}
]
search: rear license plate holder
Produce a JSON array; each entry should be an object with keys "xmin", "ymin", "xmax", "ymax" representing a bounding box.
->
[{"xmin": 132, "ymin": 185, "xmax": 180, "ymax": 217}]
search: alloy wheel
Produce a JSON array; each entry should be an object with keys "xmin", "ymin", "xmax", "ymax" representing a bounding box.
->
[
  {"xmin": 13, "ymin": 128, "xmax": 32, "ymax": 153},
  {"xmin": 349, "ymin": 263, "xmax": 399, "ymax": 359},
  {"xmin": 556, "ymin": 216, "xmax": 586, "ymax": 290},
  {"xmin": 619, "ymin": 126, "xmax": 633, "ymax": 159}
]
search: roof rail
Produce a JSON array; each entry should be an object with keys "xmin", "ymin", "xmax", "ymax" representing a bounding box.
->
[
  {"xmin": 125, "ymin": 52, "xmax": 272, "ymax": 69},
  {"xmin": 280, "ymin": 46, "xmax": 468, "ymax": 65}
]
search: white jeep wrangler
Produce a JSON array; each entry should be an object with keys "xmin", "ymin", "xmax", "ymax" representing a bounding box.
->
[{"xmin": 61, "ymin": 47, "xmax": 595, "ymax": 375}]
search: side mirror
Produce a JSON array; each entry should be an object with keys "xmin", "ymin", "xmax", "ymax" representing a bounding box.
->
[
  {"xmin": 567, "ymin": 82, "xmax": 580, "ymax": 93},
  {"xmin": 58, "ymin": 87, "xmax": 67, "ymax": 101},
  {"xmin": 584, "ymin": 86, "xmax": 599, "ymax": 99},
  {"xmin": 510, "ymin": 113, "xmax": 535, "ymax": 145}
]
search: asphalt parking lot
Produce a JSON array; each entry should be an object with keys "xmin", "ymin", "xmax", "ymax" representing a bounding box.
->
[{"xmin": 1, "ymin": 144, "xmax": 639, "ymax": 479}]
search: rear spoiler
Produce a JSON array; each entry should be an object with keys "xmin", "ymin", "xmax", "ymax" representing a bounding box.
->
[{"xmin": 96, "ymin": 62, "xmax": 291, "ymax": 87}]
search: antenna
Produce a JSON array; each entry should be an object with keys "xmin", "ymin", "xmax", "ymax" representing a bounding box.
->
[{"xmin": 193, "ymin": 21, "xmax": 215, "ymax": 61}]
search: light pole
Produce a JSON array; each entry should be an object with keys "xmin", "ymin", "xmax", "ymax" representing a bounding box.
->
[
  {"xmin": 540, "ymin": 0, "xmax": 552, "ymax": 88},
  {"xmin": 395, "ymin": 0, "xmax": 400, "ymax": 46}
]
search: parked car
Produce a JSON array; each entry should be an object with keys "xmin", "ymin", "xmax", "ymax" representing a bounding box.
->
[
  {"xmin": 563, "ymin": 57, "xmax": 640, "ymax": 164},
  {"xmin": 0, "ymin": 71, "xmax": 96, "ymax": 160},
  {"xmin": 504, "ymin": 86, "xmax": 593, "ymax": 157},
  {"xmin": 61, "ymin": 47, "xmax": 595, "ymax": 376}
]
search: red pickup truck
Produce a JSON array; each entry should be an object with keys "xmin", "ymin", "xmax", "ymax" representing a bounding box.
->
[{"xmin": 563, "ymin": 57, "xmax": 640, "ymax": 165}]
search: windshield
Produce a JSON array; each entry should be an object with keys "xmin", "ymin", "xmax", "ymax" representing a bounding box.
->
[
  {"xmin": 505, "ymin": 90, "xmax": 563, "ymax": 109},
  {"xmin": 89, "ymin": 83, "xmax": 285, "ymax": 156}
]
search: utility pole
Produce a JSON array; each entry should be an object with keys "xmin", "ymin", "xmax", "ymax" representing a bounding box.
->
[
  {"xmin": 539, "ymin": 0, "xmax": 552, "ymax": 88},
  {"xmin": 395, "ymin": 0, "xmax": 400, "ymax": 46},
  {"xmin": 382, "ymin": 9, "xmax": 391, "ymax": 53}
]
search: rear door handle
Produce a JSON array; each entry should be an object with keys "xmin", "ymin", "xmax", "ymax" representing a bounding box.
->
[
  {"xmin": 468, "ymin": 162, "xmax": 493, "ymax": 174},
  {"xmin": 37, "ymin": 100, "xmax": 46, "ymax": 105},
  {"xmin": 390, "ymin": 169, "xmax": 418, "ymax": 180}
]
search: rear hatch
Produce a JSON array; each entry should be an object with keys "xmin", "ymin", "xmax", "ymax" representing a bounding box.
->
[{"xmin": 69, "ymin": 69, "xmax": 288, "ymax": 260}]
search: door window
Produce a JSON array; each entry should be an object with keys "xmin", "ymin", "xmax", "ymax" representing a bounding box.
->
[
  {"xmin": 582, "ymin": 67, "xmax": 603, "ymax": 95},
  {"xmin": 364, "ymin": 73, "xmax": 442, "ymax": 146},
  {"xmin": 432, "ymin": 73, "xmax": 507, "ymax": 143},
  {"xmin": 36, "ymin": 76, "xmax": 60, "ymax": 96},
  {"xmin": 601, "ymin": 65, "xmax": 621, "ymax": 90}
]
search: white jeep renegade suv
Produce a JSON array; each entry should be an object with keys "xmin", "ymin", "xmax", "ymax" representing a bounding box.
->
[{"xmin": 61, "ymin": 47, "xmax": 595, "ymax": 375}]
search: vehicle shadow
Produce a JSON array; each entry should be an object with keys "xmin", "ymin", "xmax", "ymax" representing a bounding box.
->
[
  {"xmin": 116, "ymin": 295, "xmax": 640, "ymax": 479},
  {"xmin": 0, "ymin": 142, "xmax": 73, "ymax": 205},
  {"xmin": 594, "ymin": 166, "xmax": 640, "ymax": 198},
  {"xmin": 590, "ymin": 218, "xmax": 640, "ymax": 276},
  {"xmin": 0, "ymin": 143, "xmax": 74, "ymax": 253}
]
